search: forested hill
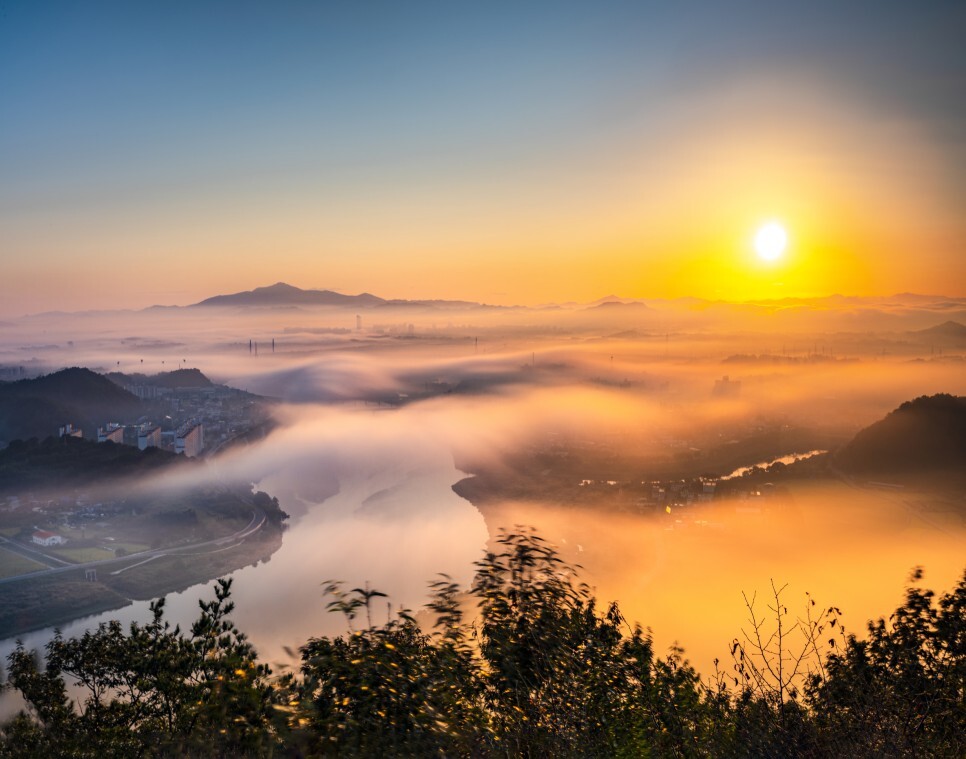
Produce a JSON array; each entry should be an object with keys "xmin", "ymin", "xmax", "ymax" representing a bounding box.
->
[
  {"xmin": 836, "ymin": 393, "xmax": 966, "ymax": 476},
  {"xmin": 106, "ymin": 367, "xmax": 213, "ymax": 389},
  {"xmin": 0, "ymin": 367, "xmax": 141, "ymax": 443},
  {"xmin": 0, "ymin": 435, "xmax": 187, "ymax": 493}
]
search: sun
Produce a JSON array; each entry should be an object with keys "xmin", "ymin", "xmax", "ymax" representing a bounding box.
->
[{"xmin": 754, "ymin": 221, "xmax": 787, "ymax": 261}]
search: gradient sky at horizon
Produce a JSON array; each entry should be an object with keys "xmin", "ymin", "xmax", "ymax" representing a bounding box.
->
[{"xmin": 1, "ymin": 1, "xmax": 964, "ymax": 315}]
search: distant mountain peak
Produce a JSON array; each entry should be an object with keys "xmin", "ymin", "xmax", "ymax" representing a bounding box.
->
[
  {"xmin": 587, "ymin": 301, "xmax": 649, "ymax": 310},
  {"xmin": 915, "ymin": 319, "xmax": 966, "ymax": 333},
  {"xmin": 189, "ymin": 283, "xmax": 503, "ymax": 311},
  {"xmin": 193, "ymin": 284, "xmax": 386, "ymax": 308},
  {"xmin": 910, "ymin": 320, "xmax": 966, "ymax": 343}
]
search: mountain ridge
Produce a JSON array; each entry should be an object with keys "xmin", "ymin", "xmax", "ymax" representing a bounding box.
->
[
  {"xmin": 194, "ymin": 282, "xmax": 386, "ymax": 308},
  {"xmin": 0, "ymin": 368, "xmax": 142, "ymax": 444},
  {"xmin": 835, "ymin": 393, "xmax": 966, "ymax": 478},
  {"xmin": 909, "ymin": 320, "xmax": 966, "ymax": 345}
]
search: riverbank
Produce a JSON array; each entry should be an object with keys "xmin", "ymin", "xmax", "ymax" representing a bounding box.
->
[{"xmin": 0, "ymin": 518, "xmax": 283, "ymax": 640}]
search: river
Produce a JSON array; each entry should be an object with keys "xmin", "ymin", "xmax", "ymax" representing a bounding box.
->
[
  {"xmin": 1, "ymin": 414, "xmax": 963, "ymax": 719},
  {"xmin": 0, "ymin": 407, "xmax": 488, "ymax": 715}
]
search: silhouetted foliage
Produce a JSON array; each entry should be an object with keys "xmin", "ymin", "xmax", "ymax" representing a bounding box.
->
[
  {"xmin": 804, "ymin": 568, "xmax": 966, "ymax": 757},
  {"xmin": 252, "ymin": 491, "xmax": 290, "ymax": 523},
  {"xmin": 2, "ymin": 531, "xmax": 964, "ymax": 757},
  {"xmin": 1, "ymin": 579, "xmax": 285, "ymax": 758}
]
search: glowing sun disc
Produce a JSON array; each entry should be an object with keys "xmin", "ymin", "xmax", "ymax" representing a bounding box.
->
[{"xmin": 755, "ymin": 222, "xmax": 787, "ymax": 261}]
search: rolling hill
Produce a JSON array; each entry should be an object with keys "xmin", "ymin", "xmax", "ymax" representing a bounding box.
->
[
  {"xmin": 0, "ymin": 368, "xmax": 141, "ymax": 443},
  {"xmin": 909, "ymin": 320, "xmax": 966, "ymax": 346},
  {"xmin": 193, "ymin": 282, "xmax": 386, "ymax": 308},
  {"xmin": 106, "ymin": 367, "xmax": 213, "ymax": 389},
  {"xmin": 835, "ymin": 394, "xmax": 966, "ymax": 476}
]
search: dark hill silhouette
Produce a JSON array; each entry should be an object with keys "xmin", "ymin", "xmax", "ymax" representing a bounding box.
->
[
  {"xmin": 836, "ymin": 394, "xmax": 966, "ymax": 475},
  {"xmin": 380, "ymin": 298, "xmax": 499, "ymax": 310},
  {"xmin": 909, "ymin": 320, "xmax": 966, "ymax": 346},
  {"xmin": 586, "ymin": 301, "xmax": 650, "ymax": 311},
  {"xmin": 148, "ymin": 368, "xmax": 212, "ymax": 388},
  {"xmin": 0, "ymin": 434, "xmax": 183, "ymax": 493},
  {"xmin": 194, "ymin": 282, "xmax": 385, "ymax": 308},
  {"xmin": 192, "ymin": 282, "xmax": 499, "ymax": 311},
  {"xmin": 0, "ymin": 368, "xmax": 141, "ymax": 443},
  {"xmin": 0, "ymin": 396, "xmax": 76, "ymax": 447},
  {"xmin": 590, "ymin": 295, "xmax": 627, "ymax": 305},
  {"xmin": 107, "ymin": 368, "xmax": 212, "ymax": 389}
]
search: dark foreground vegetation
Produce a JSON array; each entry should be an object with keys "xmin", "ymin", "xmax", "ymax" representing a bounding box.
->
[{"xmin": 1, "ymin": 530, "xmax": 963, "ymax": 758}]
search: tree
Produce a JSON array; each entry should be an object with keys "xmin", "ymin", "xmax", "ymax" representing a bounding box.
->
[
  {"xmin": 806, "ymin": 568, "xmax": 966, "ymax": 758},
  {"xmin": 2, "ymin": 532, "xmax": 963, "ymax": 758},
  {"xmin": 1, "ymin": 579, "xmax": 285, "ymax": 758},
  {"xmin": 296, "ymin": 580, "xmax": 486, "ymax": 757}
]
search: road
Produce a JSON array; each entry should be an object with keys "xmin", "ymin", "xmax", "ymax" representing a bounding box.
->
[
  {"xmin": 0, "ymin": 509, "xmax": 267, "ymax": 587},
  {"xmin": 0, "ymin": 533, "xmax": 73, "ymax": 569}
]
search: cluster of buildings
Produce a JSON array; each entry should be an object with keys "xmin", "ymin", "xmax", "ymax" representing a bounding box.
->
[
  {"xmin": 62, "ymin": 381, "xmax": 265, "ymax": 459},
  {"xmin": 137, "ymin": 383, "xmax": 264, "ymax": 454},
  {"xmin": 0, "ymin": 365, "xmax": 29, "ymax": 381},
  {"xmin": 88, "ymin": 421, "xmax": 205, "ymax": 457},
  {"xmin": 712, "ymin": 375, "xmax": 742, "ymax": 398},
  {"xmin": 643, "ymin": 478, "xmax": 718, "ymax": 506},
  {"xmin": 58, "ymin": 423, "xmax": 83, "ymax": 439},
  {"xmin": 97, "ymin": 423, "xmax": 124, "ymax": 444},
  {"xmin": 576, "ymin": 477, "xmax": 720, "ymax": 510}
]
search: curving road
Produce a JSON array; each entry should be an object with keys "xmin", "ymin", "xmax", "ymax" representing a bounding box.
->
[{"xmin": 0, "ymin": 509, "xmax": 267, "ymax": 587}]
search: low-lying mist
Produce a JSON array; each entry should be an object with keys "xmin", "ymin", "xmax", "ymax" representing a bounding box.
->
[
  {"xmin": 1, "ymin": 302, "xmax": 964, "ymax": 678},
  {"xmin": 479, "ymin": 486, "xmax": 965, "ymax": 678}
]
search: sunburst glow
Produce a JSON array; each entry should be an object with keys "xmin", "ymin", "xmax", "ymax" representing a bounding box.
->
[{"xmin": 754, "ymin": 222, "xmax": 788, "ymax": 261}]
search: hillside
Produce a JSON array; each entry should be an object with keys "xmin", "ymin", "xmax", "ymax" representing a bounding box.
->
[
  {"xmin": 835, "ymin": 394, "xmax": 966, "ymax": 476},
  {"xmin": 909, "ymin": 320, "xmax": 966, "ymax": 346},
  {"xmin": 0, "ymin": 434, "xmax": 183, "ymax": 493},
  {"xmin": 0, "ymin": 434, "xmax": 288, "ymax": 640},
  {"xmin": 191, "ymin": 282, "xmax": 500, "ymax": 311},
  {"xmin": 0, "ymin": 368, "xmax": 141, "ymax": 443},
  {"xmin": 106, "ymin": 367, "xmax": 213, "ymax": 389},
  {"xmin": 193, "ymin": 282, "xmax": 385, "ymax": 308}
]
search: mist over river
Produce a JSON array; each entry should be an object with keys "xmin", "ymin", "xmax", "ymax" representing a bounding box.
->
[
  {"xmin": 0, "ymin": 406, "xmax": 487, "ymax": 717},
  {"xmin": 3, "ymin": 397, "xmax": 963, "ymax": 705},
  {"xmin": 1, "ymin": 321, "xmax": 965, "ymax": 718}
]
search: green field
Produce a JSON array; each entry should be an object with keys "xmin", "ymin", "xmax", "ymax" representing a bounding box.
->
[
  {"xmin": 56, "ymin": 526, "xmax": 91, "ymax": 541},
  {"xmin": 0, "ymin": 547, "xmax": 45, "ymax": 579},
  {"xmin": 109, "ymin": 541, "xmax": 150, "ymax": 554},
  {"xmin": 50, "ymin": 546, "xmax": 116, "ymax": 563}
]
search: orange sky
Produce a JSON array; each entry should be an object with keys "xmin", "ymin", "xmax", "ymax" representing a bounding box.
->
[{"xmin": 1, "ymin": 4, "xmax": 963, "ymax": 315}]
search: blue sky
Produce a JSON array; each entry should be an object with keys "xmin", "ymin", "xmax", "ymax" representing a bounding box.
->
[{"xmin": 1, "ymin": 1, "xmax": 964, "ymax": 312}]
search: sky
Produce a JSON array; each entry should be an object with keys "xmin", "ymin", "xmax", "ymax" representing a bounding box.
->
[{"xmin": 1, "ymin": 1, "xmax": 964, "ymax": 314}]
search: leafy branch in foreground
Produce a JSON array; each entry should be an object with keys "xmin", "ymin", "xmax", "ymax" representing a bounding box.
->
[
  {"xmin": 1, "ymin": 579, "xmax": 287, "ymax": 758},
  {"xmin": 804, "ymin": 567, "xmax": 966, "ymax": 757},
  {"xmin": 1, "ymin": 529, "xmax": 964, "ymax": 758}
]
